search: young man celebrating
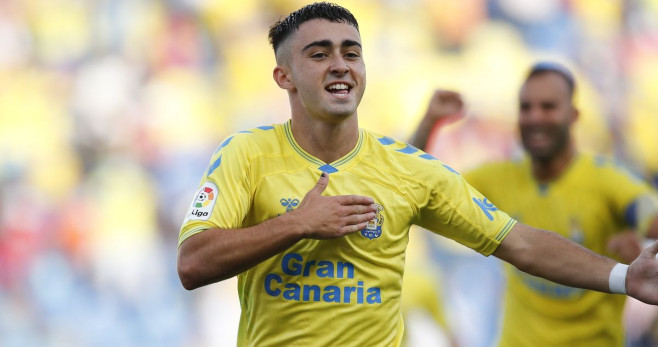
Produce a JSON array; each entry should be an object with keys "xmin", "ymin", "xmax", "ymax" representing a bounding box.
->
[
  {"xmin": 178, "ymin": 3, "xmax": 658, "ymax": 346},
  {"xmin": 410, "ymin": 63, "xmax": 658, "ymax": 346}
]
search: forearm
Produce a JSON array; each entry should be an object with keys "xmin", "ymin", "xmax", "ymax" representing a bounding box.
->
[
  {"xmin": 493, "ymin": 223, "xmax": 618, "ymax": 293},
  {"xmin": 177, "ymin": 213, "xmax": 305, "ymax": 290},
  {"xmin": 409, "ymin": 117, "xmax": 436, "ymax": 150}
]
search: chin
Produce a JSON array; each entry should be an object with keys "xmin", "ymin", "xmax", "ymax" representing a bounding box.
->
[
  {"xmin": 529, "ymin": 149, "xmax": 558, "ymax": 162},
  {"xmin": 328, "ymin": 107, "xmax": 356, "ymax": 118}
]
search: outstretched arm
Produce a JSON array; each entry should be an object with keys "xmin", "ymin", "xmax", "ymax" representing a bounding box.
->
[
  {"xmin": 409, "ymin": 90, "xmax": 464, "ymax": 150},
  {"xmin": 494, "ymin": 223, "xmax": 658, "ymax": 304},
  {"xmin": 177, "ymin": 173, "xmax": 377, "ymax": 290}
]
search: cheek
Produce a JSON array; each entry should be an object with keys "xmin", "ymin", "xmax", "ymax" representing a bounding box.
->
[
  {"xmin": 354, "ymin": 64, "xmax": 366, "ymax": 80},
  {"xmin": 518, "ymin": 115, "xmax": 532, "ymax": 127}
]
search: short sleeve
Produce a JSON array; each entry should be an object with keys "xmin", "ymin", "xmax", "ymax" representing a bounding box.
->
[
  {"xmin": 414, "ymin": 168, "xmax": 516, "ymax": 256},
  {"xmin": 178, "ymin": 135, "xmax": 252, "ymax": 247}
]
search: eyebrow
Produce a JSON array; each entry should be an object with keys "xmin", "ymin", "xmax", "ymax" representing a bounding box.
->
[{"xmin": 301, "ymin": 39, "xmax": 362, "ymax": 52}]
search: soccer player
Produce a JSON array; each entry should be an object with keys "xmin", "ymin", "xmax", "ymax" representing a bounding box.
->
[
  {"xmin": 410, "ymin": 64, "xmax": 658, "ymax": 346},
  {"xmin": 177, "ymin": 4, "xmax": 658, "ymax": 346}
]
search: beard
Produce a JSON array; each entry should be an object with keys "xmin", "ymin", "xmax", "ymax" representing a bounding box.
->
[{"xmin": 520, "ymin": 122, "xmax": 571, "ymax": 162}]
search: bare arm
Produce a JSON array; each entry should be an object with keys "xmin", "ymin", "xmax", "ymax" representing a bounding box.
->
[
  {"xmin": 495, "ymin": 222, "xmax": 658, "ymax": 304},
  {"xmin": 493, "ymin": 223, "xmax": 615, "ymax": 292},
  {"xmin": 408, "ymin": 90, "xmax": 464, "ymax": 150},
  {"xmin": 177, "ymin": 173, "xmax": 378, "ymax": 290}
]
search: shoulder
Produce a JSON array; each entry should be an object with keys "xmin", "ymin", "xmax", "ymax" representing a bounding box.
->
[
  {"xmin": 203, "ymin": 124, "xmax": 281, "ymax": 176},
  {"xmin": 209, "ymin": 124, "xmax": 283, "ymax": 161},
  {"xmin": 362, "ymin": 129, "xmax": 460, "ymax": 178}
]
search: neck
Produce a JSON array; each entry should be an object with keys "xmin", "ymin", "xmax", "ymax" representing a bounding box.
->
[
  {"xmin": 531, "ymin": 143, "xmax": 576, "ymax": 182},
  {"xmin": 290, "ymin": 115, "xmax": 359, "ymax": 164}
]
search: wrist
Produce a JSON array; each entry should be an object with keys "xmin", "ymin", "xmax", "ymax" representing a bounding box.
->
[
  {"xmin": 609, "ymin": 263, "xmax": 629, "ymax": 294},
  {"xmin": 281, "ymin": 209, "xmax": 309, "ymax": 239}
]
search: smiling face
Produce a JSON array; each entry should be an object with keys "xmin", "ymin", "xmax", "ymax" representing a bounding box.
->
[
  {"xmin": 273, "ymin": 19, "xmax": 366, "ymax": 123},
  {"xmin": 518, "ymin": 71, "xmax": 578, "ymax": 162}
]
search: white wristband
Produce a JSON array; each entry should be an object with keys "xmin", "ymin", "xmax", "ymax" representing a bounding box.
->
[{"xmin": 609, "ymin": 263, "xmax": 628, "ymax": 295}]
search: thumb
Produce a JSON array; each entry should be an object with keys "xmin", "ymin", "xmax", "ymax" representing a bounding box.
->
[
  {"xmin": 644, "ymin": 239, "xmax": 658, "ymax": 258},
  {"xmin": 308, "ymin": 172, "xmax": 329, "ymax": 196}
]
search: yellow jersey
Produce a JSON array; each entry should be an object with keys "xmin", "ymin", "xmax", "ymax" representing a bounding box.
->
[
  {"xmin": 465, "ymin": 154, "xmax": 656, "ymax": 347},
  {"xmin": 179, "ymin": 121, "xmax": 516, "ymax": 347}
]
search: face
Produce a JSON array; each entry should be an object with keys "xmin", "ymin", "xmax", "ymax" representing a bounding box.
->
[
  {"xmin": 518, "ymin": 72, "xmax": 577, "ymax": 162},
  {"xmin": 274, "ymin": 19, "xmax": 366, "ymax": 122}
]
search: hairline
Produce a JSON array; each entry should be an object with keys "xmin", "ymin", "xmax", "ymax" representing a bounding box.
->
[
  {"xmin": 274, "ymin": 19, "xmax": 361, "ymax": 65},
  {"xmin": 522, "ymin": 70, "xmax": 575, "ymax": 103},
  {"xmin": 269, "ymin": 2, "xmax": 360, "ymax": 63}
]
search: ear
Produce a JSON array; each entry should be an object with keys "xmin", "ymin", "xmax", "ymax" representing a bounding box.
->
[
  {"xmin": 273, "ymin": 65, "xmax": 295, "ymax": 91},
  {"xmin": 570, "ymin": 107, "xmax": 579, "ymax": 124}
]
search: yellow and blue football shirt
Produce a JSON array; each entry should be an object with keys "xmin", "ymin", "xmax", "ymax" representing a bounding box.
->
[
  {"xmin": 465, "ymin": 154, "xmax": 657, "ymax": 347},
  {"xmin": 179, "ymin": 121, "xmax": 516, "ymax": 347}
]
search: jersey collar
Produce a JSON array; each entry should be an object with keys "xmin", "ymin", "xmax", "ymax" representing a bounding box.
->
[{"xmin": 283, "ymin": 120, "xmax": 364, "ymax": 173}]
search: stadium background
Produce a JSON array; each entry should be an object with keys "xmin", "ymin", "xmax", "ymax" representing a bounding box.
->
[{"xmin": 1, "ymin": 0, "xmax": 657, "ymax": 346}]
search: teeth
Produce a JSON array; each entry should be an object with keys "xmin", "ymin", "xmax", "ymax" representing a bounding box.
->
[
  {"xmin": 327, "ymin": 83, "xmax": 349, "ymax": 90},
  {"xmin": 528, "ymin": 131, "xmax": 548, "ymax": 143}
]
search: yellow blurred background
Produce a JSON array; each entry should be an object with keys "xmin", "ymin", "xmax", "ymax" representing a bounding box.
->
[{"xmin": 1, "ymin": 0, "xmax": 657, "ymax": 346}]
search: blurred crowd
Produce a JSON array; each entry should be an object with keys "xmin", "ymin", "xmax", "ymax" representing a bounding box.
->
[{"xmin": 0, "ymin": 0, "xmax": 657, "ymax": 346}]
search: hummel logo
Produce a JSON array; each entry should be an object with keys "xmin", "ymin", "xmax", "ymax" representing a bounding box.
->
[{"xmin": 280, "ymin": 198, "xmax": 300, "ymax": 212}]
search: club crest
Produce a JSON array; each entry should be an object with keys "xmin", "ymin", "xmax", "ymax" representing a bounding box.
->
[{"xmin": 361, "ymin": 204, "xmax": 384, "ymax": 240}]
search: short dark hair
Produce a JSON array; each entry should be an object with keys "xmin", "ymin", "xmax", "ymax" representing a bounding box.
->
[
  {"xmin": 268, "ymin": 2, "xmax": 359, "ymax": 54},
  {"xmin": 526, "ymin": 61, "xmax": 576, "ymax": 98}
]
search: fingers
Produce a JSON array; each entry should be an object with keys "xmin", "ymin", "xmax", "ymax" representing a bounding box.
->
[
  {"xmin": 299, "ymin": 173, "xmax": 378, "ymax": 237},
  {"xmin": 305, "ymin": 173, "xmax": 374, "ymax": 206},
  {"xmin": 340, "ymin": 221, "xmax": 370, "ymax": 234},
  {"xmin": 426, "ymin": 89, "xmax": 465, "ymax": 123},
  {"xmin": 306, "ymin": 172, "xmax": 329, "ymax": 197},
  {"xmin": 342, "ymin": 213, "xmax": 375, "ymax": 230},
  {"xmin": 337, "ymin": 211, "xmax": 377, "ymax": 235},
  {"xmin": 434, "ymin": 89, "xmax": 462, "ymax": 103},
  {"xmin": 335, "ymin": 194, "xmax": 375, "ymax": 206}
]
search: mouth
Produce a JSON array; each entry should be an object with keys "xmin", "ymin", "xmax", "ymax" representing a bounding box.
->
[
  {"xmin": 325, "ymin": 82, "xmax": 352, "ymax": 97},
  {"xmin": 525, "ymin": 130, "xmax": 551, "ymax": 146},
  {"xmin": 521, "ymin": 127, "xmax": 559, "ymax": 155}
]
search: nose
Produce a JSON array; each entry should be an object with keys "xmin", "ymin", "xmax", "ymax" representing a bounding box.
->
[
  {"xmin": 329, "ymin": 56, "xmax": 349, "ymax": 75},
  {"xmin": 520, "ymin": 105, "xmax": 542, "ymax": 124}
]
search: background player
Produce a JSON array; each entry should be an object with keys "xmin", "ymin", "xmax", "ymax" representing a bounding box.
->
[{"xmin": 410, "ymin": 63, "xmax": 658, "ymax": 346}]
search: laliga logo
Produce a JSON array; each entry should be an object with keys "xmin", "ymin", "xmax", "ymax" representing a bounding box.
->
[
  {"xmin": 361, "ymin": 203, "xmax": 384, "ymax": 240},
  {"xmin": 191, "ymin": 186, "xmax": 215, "ymax": 217}
]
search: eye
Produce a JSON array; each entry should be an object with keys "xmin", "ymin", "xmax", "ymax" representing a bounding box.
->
[
  {"xmin": 344, "ymin": 52, "xmax": 360, "ymax": 59},
  {"xmin": 310, "ymin": 52, "xmax": 328, "ymax": 59}
]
